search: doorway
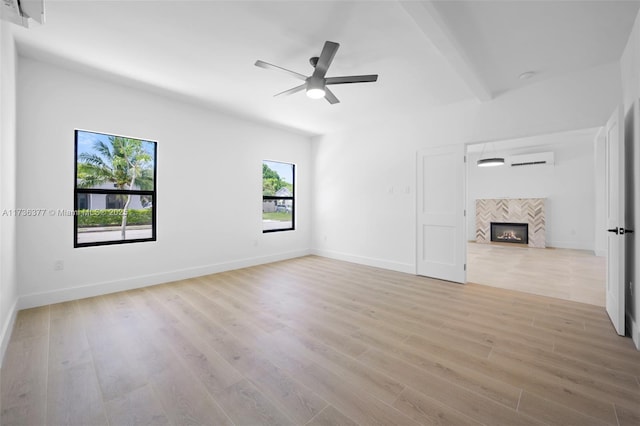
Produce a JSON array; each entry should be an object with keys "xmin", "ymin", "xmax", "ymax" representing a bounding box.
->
[{"xmin": 465, "ymin": 128, "xmax": 607, "ymax": 306}]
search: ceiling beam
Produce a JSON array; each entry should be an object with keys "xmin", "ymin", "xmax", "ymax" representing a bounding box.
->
[{"xmin": 400, "ymin": 1, "xmax": 492, "ymax": 102}]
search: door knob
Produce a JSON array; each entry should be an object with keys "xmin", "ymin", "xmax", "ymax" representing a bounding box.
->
[
  {"xmin": 607, "ymin": 228, "xmax": 619, "ymax": 234},
  {"xmin": 621, "ymin": 229, "xmax": 634, "ymax": 234}
]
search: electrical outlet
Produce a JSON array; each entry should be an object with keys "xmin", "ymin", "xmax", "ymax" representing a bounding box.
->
[{"xmin": 54, "ymin": 260, "xmax": 64, "ymax": 271}]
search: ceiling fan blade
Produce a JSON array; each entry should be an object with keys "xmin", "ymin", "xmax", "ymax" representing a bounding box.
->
[
  {"xmin": 312, "ymin": 41, "xmax": 340, "ymax": 79},
  {"xmin": 255, "ymin": 60, "xmax": 307, "ymax": 81},
  {"xmin": 325, "ymin": 75, "xmax": 378, "ymax": 85},
  {"xmin": 274, "ymin": 84, "xmax": 306, "ymax": 97},
  {"xmin": 324, "ymin": 87, "xmax": 340, "ymax": 104}
]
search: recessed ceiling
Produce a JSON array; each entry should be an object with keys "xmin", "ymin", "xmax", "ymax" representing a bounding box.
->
[{"xmin": 8, "ymin": 1, "xmax": 639, "ymax": 135}]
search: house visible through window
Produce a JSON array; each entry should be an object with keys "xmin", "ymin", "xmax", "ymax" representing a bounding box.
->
[
  {"xmin": 74, "ymin": 129, "xmax": 157, "ymax": 247},
  {"xmin": 262, "ymin": 160, "xmax": 294, "ymax": 232},
  {"xmin": 77, "ymin": 193, "xmax": 90, "ymax": 210},
  {"xmin": 106, "ymin": 194, "xmax": 127, "ymax": 209}
]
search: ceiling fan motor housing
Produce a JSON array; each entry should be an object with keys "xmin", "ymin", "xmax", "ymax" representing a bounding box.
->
[
  {"xmin": 307, "ymin": 76, "xmax": 325, "ymax": 90},
  {"xmin": 255, "ymin": 40, "xmax": 378, "ymax": 104}
]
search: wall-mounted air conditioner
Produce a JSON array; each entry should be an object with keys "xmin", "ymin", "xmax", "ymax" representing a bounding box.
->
[
  {"xmin": 507, "ymin": 152, "xmax": 554, "ymax": 167},
  {"xmin": 1, "ymin": 0, "xmax": 45, "ymax": 28}
]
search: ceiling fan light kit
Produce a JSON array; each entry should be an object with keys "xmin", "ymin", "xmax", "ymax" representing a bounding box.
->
[
  {"xmin": 306, "ymin": 77, "xmax": 326, "ymax": 99},
  {"xmin": 306, "ymin": 88, "xmax": 326, "ymax": 99},
  {"xmin": 255, "ymin": 41, "xmax": 378, "ymax": 104}
]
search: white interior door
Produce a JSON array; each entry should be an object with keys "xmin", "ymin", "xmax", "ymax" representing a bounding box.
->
[
  {"xmin": 605, "ymin": 106, "xmax": 626, "ymax": 336},
  {"xmin": 417, "ymin": 145, "xmax": 466, "ymax": 283}
]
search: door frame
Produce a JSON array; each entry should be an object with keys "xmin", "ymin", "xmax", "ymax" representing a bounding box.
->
[{"xmin": 461, "ymin": 131, "xmax": 608, "ymax": 309}]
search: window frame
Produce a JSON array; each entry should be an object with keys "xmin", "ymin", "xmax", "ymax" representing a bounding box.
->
[
  {"xmin": 262, "ymin": 160, "xmax": 295, "ymax": 233},
  {"xmin": 74, "ymin": 129, "xmax": 158, "ymax": 248}
]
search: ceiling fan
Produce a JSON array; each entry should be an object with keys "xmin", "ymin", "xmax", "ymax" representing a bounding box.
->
[{"xmin": 255, "ymin": 41, "xmax": 378, "ymax": 104}]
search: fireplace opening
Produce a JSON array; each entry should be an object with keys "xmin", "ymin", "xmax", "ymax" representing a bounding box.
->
[{"xmin": 490, "ymin": 222, "xmax": 529, "ymax": 245}]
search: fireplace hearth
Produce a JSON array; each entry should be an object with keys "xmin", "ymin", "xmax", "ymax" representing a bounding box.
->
[{"xmin": 491, "ymin": 222, "xmax": 529, "ymax": 245}]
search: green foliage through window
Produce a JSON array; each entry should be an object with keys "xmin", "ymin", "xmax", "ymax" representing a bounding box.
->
[
  {"xmin": 75, "ymin": 130, "xmax": 157, "ymax": 247},
  {"xmin": 76, "ymin": 209, "xmax": 152, "ymax": 228},
  {"xmin": 262, "ymin": 163, "xmax": 293, "ymax": 196},
  {"xmin": 262, "ymin": 160, "xmax": 294, "ymax": 233}
]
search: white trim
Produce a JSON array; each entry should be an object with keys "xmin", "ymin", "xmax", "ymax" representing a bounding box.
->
[
  {"xmin": 0, "ymin": 298, "xmax": 18, "ymax": 367},
  {"xmin": 545, "ymin": 241, "xmax": 596, "ymax": 251},
  {"xmin": 312, "ymin": 249, "xmax": 414, "ymax": 274},
  {"xmin": 17, "ymin": 249, "xmax": 311, "ymax": 310},
  {"xmin": 629, "ymin": 314, "xmax": 640, "ymax": 351}
]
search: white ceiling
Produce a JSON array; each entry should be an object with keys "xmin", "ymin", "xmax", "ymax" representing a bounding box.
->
[
  {"xmin": 466, "ymin": 127, "xmax": 601, "ymax": 155},
  {"xmin": 9, "ymin": 0, "xmax": 640, "ymax": 136},
  {"xmin": 432, "ymin": 0, "xmax": 640, "ymax": 96}
]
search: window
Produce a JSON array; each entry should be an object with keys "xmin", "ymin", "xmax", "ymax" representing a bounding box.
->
[
  {"xmin": 262, "ymin": 160, "xmax": 294, "ymax": 232},
  {"xmin": 74, "ymin": 130, "xmax": 157, "ymax": 247}
]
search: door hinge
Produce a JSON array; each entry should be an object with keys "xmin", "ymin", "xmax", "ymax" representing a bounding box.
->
[
  {"xmin": 464, "ymin": 209, "xmax": 466, "ymax": 217},
  {"xmin": 464, "ymin": 155, "xmax": 467, "ymax": 163},
  {"xmin": 464, "ymin": 264, "xmax": 467, "ymax": 271}
]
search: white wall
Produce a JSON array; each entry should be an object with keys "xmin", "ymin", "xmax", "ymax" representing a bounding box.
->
[
  {"xmin": 620, "ymin": 7, "xmax": 640, "ymax": 349},
  {"xmin": 466, "ymin": 139, "xmax": 596, "ymax": 251},
  {"xmin": 15, "ymin": 56, "xmax": 312, "ymax": 309},
  {"xmin": 312, "ymin": 101, "xmax": 477, "ymax": 273},
  {"xmin": 312, "ymin": 62, "xmax": 620, "ymax": 273},
  {"xmin": 0, "ymin": 21, "xmax": 19, "ymax": 364}
]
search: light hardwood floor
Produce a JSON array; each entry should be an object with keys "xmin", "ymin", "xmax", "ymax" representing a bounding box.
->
[
  {"xmin": 467, "ymin": 242, "xmax": 606, "ymax": 306},
  {"xmin": 2, "ymin": 255, "xmax": 639, "ymax": 426}
]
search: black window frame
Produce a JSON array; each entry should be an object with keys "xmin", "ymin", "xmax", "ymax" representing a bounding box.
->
[
  {"xmin": 74, "ymin": 129, "xmax": 157, "ymax": 248},
  {"xmin": 262, "ymin": 160, "xmax": 295, "ymax": 233}
]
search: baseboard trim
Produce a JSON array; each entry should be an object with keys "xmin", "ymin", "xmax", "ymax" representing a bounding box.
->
[
  {"xmin": 312, "ymin": 249, "xmax": 415, "ymax": 274},
  {"xmin": 546, "ymin": 241, "xmax": 595, "ymax": 251},
  {"xmin": 17, "ymin": 249, "xmax": 311, "ymax": 310},
  {"xmin": 0, "ymin": 298, "xmax": 18, "ymax": 367}
]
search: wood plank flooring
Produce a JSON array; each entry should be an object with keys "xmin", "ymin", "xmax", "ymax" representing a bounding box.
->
[
  {"xmin": 467, "ymin": 242, "xmax": 606, "ymax": 306},
  {"xmin": 2, "ymin": 255, "xmax": 639, "ymax": 426}
]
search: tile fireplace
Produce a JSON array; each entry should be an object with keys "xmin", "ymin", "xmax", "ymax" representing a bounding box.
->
[{"xmin": 475, "ymin": 198, "xmax": 545, "ymax": 248}]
